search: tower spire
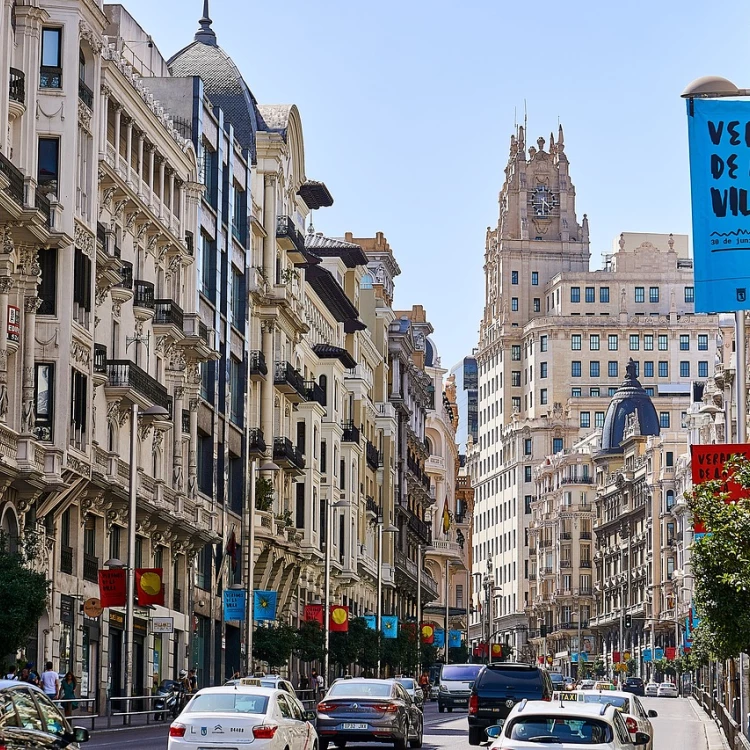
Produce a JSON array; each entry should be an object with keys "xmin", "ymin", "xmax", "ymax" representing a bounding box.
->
[{"xmin": 195, "ymin": 0, "xmax": 217, "ymax": 46}]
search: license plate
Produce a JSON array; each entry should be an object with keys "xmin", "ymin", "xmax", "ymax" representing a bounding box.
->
[
  {"xmin": 340, "ymin": 723, "xmax": 368, "ymax": 730},
  {"xmin": 454, "ymin": 700, "xmax": 467, "ymax": 705}
]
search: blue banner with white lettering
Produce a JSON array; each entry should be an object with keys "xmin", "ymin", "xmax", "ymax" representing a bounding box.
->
[
  {"xmin": 687, "ymin": 97, "xmax": 750, "ymax": 312},
  {"xmin": 433, "ymin": 629, "xmax": 445, "ymax": 648},
  {"xmin": 223, "ymin": 589, "xmax": 246, "ymax": 621},
  {"xmin": 363, "ymin": 615, "xmax": 376, "ymax": 630}
]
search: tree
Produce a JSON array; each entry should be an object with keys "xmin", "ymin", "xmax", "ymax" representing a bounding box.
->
[
  {"xmin": 294, "ymin": 621, "xmax": 326, "ymax": 664},
  {"xmin": 0, "ymin": 531, "xmax": 49, "ymax": 660},
  {"xmin": 449, "ymin": 645, "xmax": 469, "ymax": 664},
  {"xmin": 687, "ymin": 456, "xmax": 750, "ymax": 660},
  {"xmin": 253, "ymin": 623, "xmax": 297, "ymax": 669},
  {"xmin": 330, "ymin": 618, "xmax": 378, "ymax": 673}
]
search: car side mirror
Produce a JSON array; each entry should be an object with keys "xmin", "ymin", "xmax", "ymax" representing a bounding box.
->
[
  {"xmin": 73, "ymin": 727, "xmax": 90, "ymax": 743},
  {"xmin": 304, "ymin": 710, "xmax": 317, "ymax": 722},
  {"xmin": 485, "ymin": 724, "xmax": 504, "ymax": 739},
  {"xmin": 647, "ymin": 710, "xmax": 658, "ymax": 718},
  {"xmin": 634, "ymin": 732, "xmax": 651, "ymax": 746}
]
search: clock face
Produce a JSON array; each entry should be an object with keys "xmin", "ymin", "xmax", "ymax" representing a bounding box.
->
[{"xmin": 529, "ymin": 185, "xmax": 558, "ymax": 217}]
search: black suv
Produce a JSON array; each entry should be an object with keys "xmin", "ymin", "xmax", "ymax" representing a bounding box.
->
[
  {"xmin": 467, "ymin": 663, "xmax": 553, "ymax": 745},
  {"xmin": 622, "ymin": 676, "xmax": 645, "ymax": 696}
]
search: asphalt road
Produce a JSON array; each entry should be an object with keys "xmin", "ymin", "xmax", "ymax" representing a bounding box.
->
[{"xmin": 86, "ymin": 695, "xmax": 715, "ymax": 750}]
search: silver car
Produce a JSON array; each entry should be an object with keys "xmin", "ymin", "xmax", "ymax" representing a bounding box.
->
[
  {"xmin": 316, "ymin": 678, "xmax": 423, "ymax": 750},
  {"xmin": 395, "ymin": 677, "xmax": 424, "ymax": 708}
]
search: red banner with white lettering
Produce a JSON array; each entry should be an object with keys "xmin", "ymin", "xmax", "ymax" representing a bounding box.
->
[
  {"xmin": 665, "ymin": 647, "xmax": 676, "ymax": 660},
  {"xmin": 98, "ymin": 568, "xmax": 126, "ymax": 607},
  {"xmin": 304, "ymin": 604, "xmax": 323, "ymax": 626}
]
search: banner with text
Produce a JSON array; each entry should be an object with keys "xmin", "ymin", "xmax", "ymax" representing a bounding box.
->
[{"xmin": 223, "ymin": 589, "xmax": 246, "ymax": 621}]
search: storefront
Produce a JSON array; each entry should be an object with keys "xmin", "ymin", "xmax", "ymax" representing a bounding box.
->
[
  {"xmin": 108, "ymin": 612, "xmax": 148, "ymax": 696},
  {"xmin": 81, "ymin": 616, "xmax": 99, "ymax": 703},
  {"xmin": 59, "ymin": 596, "xmax": 75, "ymax": 676}
]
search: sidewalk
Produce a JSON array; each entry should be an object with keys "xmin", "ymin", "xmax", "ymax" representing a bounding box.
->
[
  {"xmin": 689, "ymin": 697, "xmax": 732, "ymax": 750},
  {"xmin": 68, "ymin": 711, "xmax": 171, "ymax": 733}
]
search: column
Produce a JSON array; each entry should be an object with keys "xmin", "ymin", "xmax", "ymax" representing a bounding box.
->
[
  {"xmin": 113, "ymin": 105, "xmax": 122, "ymax": 169},
  {"xmin": 188, "ymin": 397, "xmax": 199, "ymax": 498},
  {"xmin": 21, "ymin": 295, "xmax": 41, "ymax": 435},
  {"xmin": 125, "ymin": 120, "xmax": 133, "ymax": 185},
  {"xmin": 0, "ymin": 277, "xmax": 12, "ymax": 422},
  {"xmin": 159, "ymin": 160, "xmax": 166, "ymax": 218},
  {"xmin": 168, "ymin": 171, "xmax": 175, "ymax": 228},
  {"xmin": 137, "ymin": 135, "xmax": 145, "ymax": 195},
  {"xmin": 148, "ymin": 147, "xmax": 156, "ymax": 208},
  {"xmin": 173, "ymin": 386, "xmax": 184, "ymax": 493},
  {"xmin": 262, "ymin": 174, "xmax": 277, "ymax": 274},
  {"xmin": 261, "ymin": 321, "xmax": 274, "ymax": 455},
  {"xmin": 100, "ymin": 86, "xmax": 110, "ymax": 158}
]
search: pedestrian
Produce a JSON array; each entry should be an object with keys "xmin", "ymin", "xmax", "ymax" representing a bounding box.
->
[
  {"xmin": 25, "ymin": 662, "xmax": 39, "ymax": 686},
  {"xmin": 40, "ymin": 662, "xmax": 59, "ymax": 701},
  {"xmin": 179, "ymin": 669, "xmax": 191, "ymax": 711},
  {"xmin": 299, "ymin": 673, "xmax": 309, "ymax": 692},
  {"xmin": 310, "ymin": 669, "xmax": 319, "ymax": 697},
  {"xmin": 59, "ymin": 673, "xmax": 78, "ymax": 718},
  {"xmin": 188, "ymin": 668, "xmax": 198, "ymax": 693},
  {"xmin": 316, "ymin": 672, "xmax": 325, "ymax": 696},
  {"xmin": 4, "ymin": 666, "xmax": 17, "ymax": 680}
]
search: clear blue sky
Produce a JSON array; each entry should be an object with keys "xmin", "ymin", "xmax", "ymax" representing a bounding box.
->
[{"xmin": 122, "ymin": 0, "xmax": 750, "ymax": 368}]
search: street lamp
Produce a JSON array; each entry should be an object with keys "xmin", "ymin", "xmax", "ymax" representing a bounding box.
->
[
  {"xmin": 125, "ymin": 403, "xmax": 170, "ymax": 707},
  {"xmin": 246, "ymin": 458, "xmax": 279, "ymax": 676},
  {"xmin": 375, "ymin": 511, "xmax": 398, "ymax": 677}
]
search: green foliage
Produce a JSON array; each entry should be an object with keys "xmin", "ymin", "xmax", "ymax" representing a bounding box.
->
[
  {"xmin": 594, "ymin": 659, "xmax": 606, "ymax": 677},
  {"xmin": 687, "ymin": 455, "xmax": 750, "ymax": 659},
  {"xmin": 421, "ymin": 644, "xmax": 438, "ymax": 671},
  {"xmin": 255, "ymin": 478, "xmax": 275, "ymax": 512},
  {"xmin": 449, "ymin": 645, "xmax": 469, "ymax": 664},
  {"xmin": 653, "ymin": 658, "xmax": 676, "ymax": 678},
  {"xmin": 0, "ymin": 532, "xmax": 50, "ymax": 660},
  {"xmin": 294, "ymin": 621, "xmax": 327, "ymax": 664},
  {"xmin": 330, "ymin": 617, "xmax": 380, "ymax": 673},
  {"xmin": 253, "ymin": 623, "xmax": 297, "ymax": 668}
]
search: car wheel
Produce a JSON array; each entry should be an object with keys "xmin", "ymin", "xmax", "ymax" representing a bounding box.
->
[
  {"xmin": 468, "ymin": 726, "xmax": 484, "ymax": 746},
  {"xmin": 334, "ymin": 742, "xmax": 346, "ymax": 749},
  {"xmin": 438, "ymin": 704, "xmax": 445, "ymax": 713},
  {"xmin": 447, "ymin": 707, "xmax": 453, "ymax": 713},
  {"xmin": 394, "ymin": 723, "xmax": 408, "ymax": 750},
  {"xmin": 319, "ymin": 742, "xmax": 329, "ymax": 750},
  {"xmin": 409, "ymin": 723, "xmax": 423, "ymax": 749}
]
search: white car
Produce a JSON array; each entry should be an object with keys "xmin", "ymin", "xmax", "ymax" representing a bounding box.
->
[
  {"xmin": 553, "ymin": 690, "xmax": 657, "ymax": 750},
  {"xmin": 486, "ymin": 699, "xmax": 650, "ymax": 749},
  {"xmin": 578, "ymin": 679, "xmax": 596, "ymax": 690},
  {"xmin": 168, "ymin": 685, "xmax": 317, "ymax": 750},
  {"xmin": 656, "ymin": 682, "xmax": 678, "ymax": 698},
  {"xmin": 645, "ymin": 682, "xmax": 658, "ymax": 697}
]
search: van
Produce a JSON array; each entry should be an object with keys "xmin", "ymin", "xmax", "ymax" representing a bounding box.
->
[{"xmin": 438, "ymin": 663, "xmax": 484, "ymax": 712}]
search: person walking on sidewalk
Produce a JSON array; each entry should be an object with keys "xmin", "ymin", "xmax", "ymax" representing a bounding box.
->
[
  {"xmin": 59, "ymin": 673, "xmax": 78, "ymax": 718},
  {"xmin": 40, "ymin": 663, "xmax": 59, "ymax": 701}
]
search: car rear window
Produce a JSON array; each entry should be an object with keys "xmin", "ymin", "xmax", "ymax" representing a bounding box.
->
[
  {"xmin": 327, "ymin": 682, "xmax": 392, "ymax": 697},
  {"xmin": 507, "ymin": 717, "xmax": 614, "ymax": 744},
  {"xmin": 396, "ymin": 679, "xmax": 415, "ymax": 690},
  {"xmin": 441, "ymin": 665, "xmax": 483, "ymax": 681},
  {"xmin": 185, "ymin": 693, "xmax": 269, "ymax": 714},
  {"xmin": 479, "ymin": 668, "xmax": 542, "ymax": 689},
  {"xmin": 579, "ymin": 694, "xmax": 630, "ymax": 711}
]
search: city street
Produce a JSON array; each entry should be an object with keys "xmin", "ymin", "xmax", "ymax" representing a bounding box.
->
[{"xmin": 86, "ymin": 696, "xmax": 716, "ymax": 750}]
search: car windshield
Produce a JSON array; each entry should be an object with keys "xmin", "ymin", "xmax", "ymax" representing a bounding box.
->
[
  {"xmin": 327, "ymin": 682, "xmax": 392, "ymax": 698},
  {"xmin": 442, "ymin": 666, "xmax": 482, "ymax": 681},
  {"xmin": 660, "ymin": 683, "xmax": 673, "ymax": 688},
  {"xmin": 396, "ymin": 679, "xmax": 415, "ymax": 690},
  {"xmin": 579, "ymin": 694, "xmax": 630, "ymax": 711},
  {"xmin": 185, "ymin": 693, "xmax": 269, "ymax": 714},
  {"xmin": 508, "ymin": 717, "xmax": 614, "ymax": 745},
  {"xmin": 480, "ymin": 668, "xmax": 541, "ymax": 689}
]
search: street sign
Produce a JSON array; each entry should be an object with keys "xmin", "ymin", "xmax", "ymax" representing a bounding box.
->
[
  {"xmin": 83, "ymin": 598, "xmax": 103, "ymax": 618},
  {"xmin": 151, "ymin": 617, "xmax": 174, "ymax": 634}
]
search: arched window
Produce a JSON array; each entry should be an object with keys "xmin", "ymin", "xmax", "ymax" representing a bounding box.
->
[
  {"xmin": 361, "ymin": 273, "xmax": 373, "ymax": 290},
  {"xmin": 79, "ymin": 49, "xmax": 86, "ymax": 83}
]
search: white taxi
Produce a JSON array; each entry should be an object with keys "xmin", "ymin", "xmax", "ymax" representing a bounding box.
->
[
  {"xmin": 486, "ymin": 699, "xmax": 650, "ymax": 749},
  {"xmin": 168, "ymin": 685, "xmax": 318, "ymax": 750},
  {"xmin": 552, "ymin": 690, "xmax": 656, "ymax": 750}
]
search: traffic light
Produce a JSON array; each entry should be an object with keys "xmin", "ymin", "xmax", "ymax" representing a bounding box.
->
[{"xmin": 625, "ymin": 614, "xmax": 632, "ymax": 628}]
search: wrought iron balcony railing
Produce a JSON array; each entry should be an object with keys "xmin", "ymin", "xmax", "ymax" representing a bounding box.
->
[
  {"xmin": 9, "ymin": 67, "xmax": 25, "ymax": 105},
  {"xmin": 342, "ymin": 421, "xmax": 360, "ymax": 444},
  {"xmin": 105, "ymin": 359, "xmax": 170, "ymax": 410},
  {"xmin": 154, "ymin": 299, "xmax": 184, "ymax": 330},
  {"xmin": 134, "ymin": 280, "xmax": 155, "ymax": 308},
  {"xmin": 249, "ymin": 350, "xmax": 268, "ymax": 377}
]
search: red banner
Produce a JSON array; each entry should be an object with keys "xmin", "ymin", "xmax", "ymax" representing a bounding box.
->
[
  {"xmin": 98, "ymin": 568, "xmax": 126, "ymax": 607},
  {"xmin": 329, "ymin": 605, "xmax": 349, "ymax": 632},
  {"xmin": 135, "ymin": 568, "xmax": 164, "ymax": 606},
  {"xmin": 612, "ymin": 651, "xmax": 621, "ymax": 663},
  {"xmin": 304, "ymin": 604, "xmax": 323, "ymax": 625},
  {"xmin": 473, "ymin": 642, "xmax": 488, "ymax": 658},
  {"xmin": 491, "ymin": 643, "xmax": 504, "ymax": 658},
  {"xmin": 665, "ymin": 647, "xmax": 676, "ymax": 660},
  {"xmin": 420, "ymin": 623, "xmax": 434, "ymax": 644}
]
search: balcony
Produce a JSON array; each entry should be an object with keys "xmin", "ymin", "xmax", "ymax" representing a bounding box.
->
[
  {"xmin": 83, "ymin": 553, "xmax": 98, "ymax": 584},
  {"xmin": 276, "ymin": 215, "xmax": 306, "ymax": 261},
  {"xmin": 366, "ymin": 440, "xmax": 380, "ymax": 471},
  {"xmin": 153, "ymin": 299, "xmax": 184, "ymax": 331},
  {"xmin": 248, "ymin": 428, "xmax": 266, "ymax": 455},
  {"xmin": 60, "ymin": 545, "xmax": 73, "ymax": 575},
  {"xmin": 305, "ymin": 380, "xmax": 326, "ymax": 406},
  {"xmin": 9, "ymin": 67, "xmax": 25, "ymax": 106},
  {"xmin": 425, "ymin": 455, "xmax": 446, "ymax": 475},
  {"xmin": 539, "ymin": 540, "xmax": 553, "ymax": 548},
  {"xmin": 78, "ymin": 78, "xmax": 94, "ymax": 109},
  {"xmin": 562, "ymin": 477, "xmax": 594, "ymax": 485},
  {"xmin": 273, "ymin": 437, "xmax": 305, "ymax": 471},
  {"xmin": 182, "ymin": 409, "xmax": 190, "ymax": 434},
  {"xmin": 274, "ymin": 361, "xmax": 307, "ymax": 402},
  {"xmin": 134, "ymin": 280, "xmax": 155, "ymax": 309},
  {"xmin": 114, "ymin": 261, "xmax": 133, "ymax": 290},
  {"xmin": 341, "ymin": 421, "xmax": 360, "ymax": 444},
  {"xmin": 39, "ymin": 66, "xmax": 62, "ymax": 89},
  {"xmin": 0, "ymin": 151, "xmax": 25, "ymax": 208},
  {"xmin": 560, "ymin": 532, "xmax": 572, "ymax": 540},
  {"xmin": 366, "ymin": 496, "xmax": 379, "ymax": 517},
  {"xmin": 580, "ymin": 560, "xmax": 592, "ymax": 568},
  {"xmin": 249, "ymin": 351, "xmax": 267, "ymax": 381},
  {"xmin": 93, "ymin": 344, "xmax": 107, "ymax": 374},
  {"xmin": 539, "ymin": 567, "xmax": 554, "ymax": 576},
  {"xmin": 581, "ymin": 531, "xmax": 593, "ymax": 540},
  {"xmin": 105, "ymin": 359, "xmax": 170, "ymax": 411},
  {"xmin": 560, "ymin": 560, "xmax": 572, "ymax": 568},
  {"xmin": 407, "ymin": 511, "xmax": 431, "ymax": 545}
]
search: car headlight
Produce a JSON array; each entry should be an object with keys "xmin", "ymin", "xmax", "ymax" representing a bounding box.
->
[{"xmin": 439, "ymin": 685, "xmax": 449, "ymax": 693}]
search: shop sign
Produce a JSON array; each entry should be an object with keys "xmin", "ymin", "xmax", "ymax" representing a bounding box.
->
[
  {"xmin": 151, "ymin": 617, "xmax": 174, "ymax": 634},
  {"xmin": 7, "ymin": 306, "xmax": 19, "ymax": 343}
]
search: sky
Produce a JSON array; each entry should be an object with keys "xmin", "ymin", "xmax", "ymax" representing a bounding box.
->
[{"xmin": 121, "ymin": 0, "xmax": 750, "ymax": 369}]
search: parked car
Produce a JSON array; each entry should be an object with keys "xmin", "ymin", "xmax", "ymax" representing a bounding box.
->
[
  {"xmin": 645, "ymin": 682, "xmax": 659, "ymax": 697},
  {"xmin": 437, "ymin": 663, "xmax": 484, "ymax": 713},
  {"xmin": 467, "ymin": 663, "xmax": 553, "ymax": 745},
  {"xmin": 579, "ymin": 679, "xmax": 596, "ymax": 690},
  {"xmin": 168, "ymin": 685, "xmax": 316, "ymax": 750},
  {"xmin": 563, "ymin": 676, "xmax": 576, "ymax": 691},
  {"xmin": 622, "ymin": 677, "xmax": 645, "ymax": 696},
  {"xmin": 0, "ymin": 680, "xmax": 90, "ymax": 749},
  {"xmin": 316, "ymin": 678, "xmax": 423, "ymax": 750},
  {"xmin": 548, "ymin": 672, "xmax": 566, "ymax": 692},
  {"xmin": 429, "ymin": 684, "xmax": 439, "ymax": 702},
  {"xmin": 485, "ymin": 700, "xmax": 650, "ymax": 749},
  {"xmin": 395, "ymin": 677, "xmax": 424, "ymax": 708},
  {"xmin": 657, "ymin": 682, "xmax": 679, "ymax": 698}
]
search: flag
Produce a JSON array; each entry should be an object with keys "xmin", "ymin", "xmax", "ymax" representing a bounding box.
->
[
  {"xmin": 382, "ymin": 615, "xmax": 398, "ymax": 639},
  {"xmin": 434, "ymin": 629, "xmax": 445, "ymax": 648},
  {"xmin": 442, "ymin": 500, "xmax": 451, "ymax": 535},
  {"xmin": 226, "ymin": 530, "xmax": 238, "ymax": 575},
  {"xmin": 135, "ymin": 568, "xmax": 164, "ymax": 606},
  {"xmin": 304, "ymin": 604, "xmax": 323, "ymax": 625},
  {"xmin": 330, "ymin": 605, "xmax": 349, "ymax": 632},
  {"xmin": 223, "ymin": 589, "xmax": 246, "ymax": 621},
  {"xmin": 420, "ymin": 623, "xmax": 434, "ymax": 644},
  {"xmin": 98, "ymin": 568, "xmax": 126, "ymax": 607},
  {"xmin": 449, "ymin": 630, "xmax": 462, "ymax": 648},
  {"xmin": 491, "ymin": 643, "xmax": 503, "ymax": 659},
  {"xmin": 665, "ymin": 647, "xmax": 676, "ymax": 660},
  {"xmin": 254, "ymin": 590, "xmax": 278, "ymax": 621},
  {"xmin": 363, "ymin": 615, "xmax": 376, "ymax": 630}
]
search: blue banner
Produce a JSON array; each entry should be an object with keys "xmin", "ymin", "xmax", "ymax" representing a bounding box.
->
[
  {"xmin": 253, "ymin": 590, "xmax": 278, "ymax": 621},
  {"xmin": 654, "ymin": 647, "xmax": 664, "ymax": 661},
  {"xmin": 643, "ymin": 649, "xmax": 652, "ymax": 663},
  {"xmin": 687, "ymin": 97, "xmax": 750, "ymax": 312},
  {"xmin": 433, "ymin": 629, "xmax": 445, "ymax": 648},
  {"xmin": 449, "ymin": 630, "xmax": 462, "ymax": 648},
  {"xmin": 223, "ymin": 589, "xmax": 246, "ymax": 621},
  {"xmin": 381, "ymin": 616, "xmax": 398, "ymax": 639},
  {"xmin": 363, "ymin": 615, "xmax": 376, "ymax": 630}
]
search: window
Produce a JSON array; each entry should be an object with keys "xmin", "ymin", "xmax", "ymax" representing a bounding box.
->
[
  {"xmin": 609, "ymin": 387, "xmax": 617, "ymax": 396},
  {"xmin": 571, "ymin": 334, "xmax": 582, "ymax": 351},
  {"xmin": 533, "ymin": 298, "xmax": 541, "ymax": 312},
  {"xmin": 553, "ymin": 438, "xmax": 564, "ymax": 453},
  {"xmin": 685, "ymin": 286, "xmax": 695, "ymax": 303},
  {"xmin": 201, "ymin": 233, "xmax": 216, "ymax": 302},
  {"xmin": 34, "ymin": 363, "xmax": 54, "ymax": 441},
  {"xmin": 524, "ymin": 495, "xmax": 533, "ymax": 513},
  {"xmin": 540, "ymin": 388, "xmax": 548, "ymax": 404},
  {"xmin": 666, "ymin": 490, "xmax": 675, "ymax": 510},
  {"xmin": 698, "ymin": 361, "xmax": 709, "ymax": 378},
  {"xmin": 585, "ymin": 287, "xmax": 595, "ymax": 303},
  {"xmin": 590, "ymin": 334, "xmax": 600, "ymax": 351},
  {"xmin": 40, "ymin": 27, "xmax": 62, "ymax": 88},
  {"xmin": 608, "ymin": 334, "xmax": 618, "ymax": 351},
  {"xmin": 73, "ymin": 247, "xmax": 91, "ymax": 326},
  {"xmin": 38, "ymin": 137, "xmax": 60, "ymax": 196},
  {"xmin": 644, "ymin": 334, "xmax": 654, "ymax": 351},
  {"xmin": 37, "ymin": 249, "xmax": 57, "ymax": 315},
  {"xmin": 666, "ymin": 451, "xmax": 674, "ymax": 467},
  {"xmin": 635, "ymin": 286, "xmax": 645, "ymax": 303},
  {"xmin": 511, "ymin": 297, "xmax": 518, "ymax": 311},
  {"xmin": 629, "ymin": 334, "xmax": 639, "ymax": 351},
  {"xmin": 511, "ymin": 345, "xmax": 521, "ymax": 361},
  {"xmin": 590, "ymin": 361, "xmax": 600, "ymax": 377},
  {"xmin": 680, "ymin": 361, "xmax": 690, "ymax": 378},
  {"xmin": 531, "ymin": 271, "xmax": 539, "ymax": 286},
  {"xmin": 511, "ymin": 270, "xmax": 518, "ymax": 285},
  {"xmin": 645, "ymin": 387, "xmax": 655, "ymax": 396},
  {"xmin": 232, "ymin": 186, "xmax": 247, "ymax": 243},
  {"xmin": 571, "ymin": 387, "xmax": 581, "ymax": 397},
  {"xmin": 540, "ymin": 336, "xmax": 548, "ymax": 352},
  {"xmin": 571, "ymin": 361, "xmax": 581, "ymax": 377},
  {"xmin": 590, "ymin": 387, "xmax": 600, "ymax": 397},
  {"xmin": 659, "ymin": 361, "xmax": 669, "ymax": 378},
  {"xmin": 580, "ymin": 412, "xmax": 590, "ymax": 428},
  {"xmin": 524, "ymin": 438, "xmax": 532, "ymax": 455},
  {"xmin": 511, "ymin": 371, "xmax": 521, "ymax": 387},
  {"xmin": 644, "ymin": 361, "xmax": 654, "ymax": 378},
  {"xmin": 595, "ymin": 411, "xmax": 605, "ymax": 428},
  {"xmin": 660, "ymin": 412, "xmax": 670, "ymax": 428},
  {"xmin": 320, "ymin": 440, "xmax": 327, "ymax": 474},
  {"xmin": 632, "ymin": 361, "xmax": 639, "ymax": 377},
  {"xmin": 658, "ymin": 335, "xmax": 668, "ymax": 351},
  {"xmin": 540, "ymin": 362, "xmax": 547, "ymax": 378},
  {"xmin": 608, "ymin": 361, "xmax": 618, "ymax": 378},
  {"xmin": 511, "ymin": 396, "xmax": 521, "ymax": 412},
  {"xmin": 70, "ymin": 369, "xmax": 87, "ymax": 450},
  {"xmin": 600, "ymin": 287, "xmax": 610, "ymax": 303},
  {"xmin": 680, "ymin": 334, "xmax": 690, "ymax": 351},
  {"xmin": 649, "ymin": 286, "xmax": 660, "ymax": 303},
  {"xmin": 197, "ymin": 434, "xmax": 213, "ymax": 494},
  {"xmin": 524, "ymin": 466, "xmax": 532, "ymax": 482},
  {"xmin": 202, "ymin": 145, "xmax": 218, "ymax": 209},
  {"xmin": 570, "ymin": 287, "xmax": 581, "ymax": 303},
  {"xmin": 698, "ymin": 334, "xmax": 708, "ymax": 351},
  {"xmin": 231, "ymin": 268, "xmax": 245, "ymax": 326},
  {"xmin": 230, "ymin": 358, "xmax": 243, "ymax": 426}
]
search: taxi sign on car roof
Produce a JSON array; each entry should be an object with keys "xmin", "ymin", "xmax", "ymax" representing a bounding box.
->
[{"xmin": 239, "ymin": 678, "xmax": 262, "ymax": 686}]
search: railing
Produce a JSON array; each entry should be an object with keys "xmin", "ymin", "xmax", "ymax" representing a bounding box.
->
[
  {"xmin": 581, "ymin": 531, "xmax": 592, "ymax": 540},
  {"xmin": 97, "ymin": 221, "xmax": 107, "ymax": 250},
  {"xmin": 248, "ymin": 428, "xmax": 266, "ymax": 453},
  {"xmin": 115, "ymin": 261, "xmax": 133, "ymax": 289},
  {"xmin": 304, "ymin": 380, "xmax": 326, "ymax": 406},
  {"xmin": 9, "ymin": 67, "xmax": 25, "ymax": 104},
  {"xmin": 134, "ymin": 280, "xmax": 155, "ymax": 308},
  {"xmin": 560, "ymin": 560, "xmax": 572, "ymax": 568},
  {"xmin": 276, "ymin": 215, "xmax": 306, "ymax": 254},
  {"xmin": 78, "ymin": 78, "xmax": 94, "ymax": 109},
  {"xmin": 0, "ymin": 151, "xmax": 25, "ymax": 207},
  {"xmin": 39, "ymin": 66, "xmax": 62, "ymax": 89},
  {"xmin": 693, "ymin": 685, "xmax": 744, "ymax": 749},
  {"xmin": 366, "ymin": 496, "xmax": 379, "ymax": 516},
  {"xmin": 366, "ymin": 440, "xmax": 380, "ymax": 471},
  {"xmin": 342, "ymin": 421, "xmax": 360, "ymax": 444},
  {"xmin": 539, "ymin": 567, "xmax": 553, "ymax": 575},
  {"xmin": 153, "ymin": 299, "xmax": 184, "ymax": 329},
  {"xmin": 105, "ymin": 360, "xmax": 170, "ymax": 410},
  {"xmin": 273, "ymin": 437, "xmax": 305, "ymax": 470},
  {"xmin": 580, "ymin": 559, "xmax": 592, "ymax": 568},
  {"xmin": 249, "ymin": 350, "xmax": 268, "ymax": 377},
  {"xmin": 274, "ymin": 361, "xmax": 307, "ymax": 399},
  {"xmin": 83, "ymin": 553, "xmax": 98, "ymax": 583},
  {"xmin": 182, "ymin": 409, "xmax": 190, "ymax": 434},
  {"xmin": 407, "ymin": 511, "xmax": 431, "ymax": 545},
  {"xmin": 94, "ymin": 344, "xmax": 107, "ymax": 374},
  {"xmin": 539, "ymin": 540, "xmax": 553, "ymax": 548},
  {"xmin": 562, "ymin": 477, "xmax": 594, "ymax": 485},
  {"xmin": 560, "ymin": 532, "xmax": 572, "ymax": 540},
  {"xmin": 60, "ymin": 545, "xmax": 74, "ymax": 575}
]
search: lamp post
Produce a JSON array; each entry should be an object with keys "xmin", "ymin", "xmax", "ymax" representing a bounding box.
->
[
  {"xmin": 375, "ymin": 511, "xmax": 398, "ymax": 677},
  {"xmin": 483, "ymin": 558, "xmax": 493, "ymax": 664},
  {"xmin": 416, "ymin": 544, "xmax": 422, "ymax": 675}
]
